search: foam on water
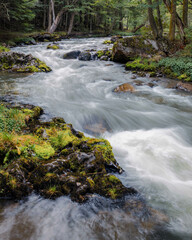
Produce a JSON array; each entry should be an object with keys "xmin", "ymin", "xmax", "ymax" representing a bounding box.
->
[{"xmin": 106, "ymin": 128, "xmax": 192, "ymax": 235}]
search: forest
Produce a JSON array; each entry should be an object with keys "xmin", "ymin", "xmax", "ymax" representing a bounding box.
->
[{"xmin": 0, "ymin": 0, "xmax": 191, "ymax": 41}]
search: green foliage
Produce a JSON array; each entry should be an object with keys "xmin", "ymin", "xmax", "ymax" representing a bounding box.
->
[
  {"xmin": 158, "ymin": 57, "xmax": 192, "ymax": 81},
  {"xmin": 0, "ymin": 105, "xmax": 27, "ymax": 133},
  {"xmin": 125, "ymin": 58, "xmax": 158, "ymax": 71}
]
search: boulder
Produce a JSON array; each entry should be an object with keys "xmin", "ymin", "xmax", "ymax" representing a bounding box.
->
[
  {"xmin": 112, "ymin": 36, "xmax": 158, "ymax": 63},
  {"xmin": 78, "ymin": 51, "xmax": 91, "ymax": 61},
  {"xmin": 0, "ymin": 52, "xmax": 51, "ymax": 73},
  {"xmin": 114, "ymin": 83, "xmax": 135, "ymax": 93},
  {"xmin": 63, "ymin": 50, "xmax": 81, "ymax": 59}
]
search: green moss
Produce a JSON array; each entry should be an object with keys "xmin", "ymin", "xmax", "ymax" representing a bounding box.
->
[
  {"xmin": 87, "ymin": 177, "xmax": 95, "ymax": 188},
  {"xmin": 103, "ymin": 40, "xmax": 112, "ymax": 44},
  {"xmin": 108, "ymin": 175, "xmax": 120, "ymax": 184},
  {"xmin": 34, "ymin": 143, "xmax": 55, "ymax": 159},
  {"xmin": 108, "ymin": 188, "xmax": 118, "ymax": 199},
  {"xmin": 0, "ymin": 45, "xmax": 10, "ymax": 53},
  {"xmin": 49, "ymin": 128, "xmax": 77, "ymax": 150},
  {"xmin": 47, "ymin": 44, "xmax": 60, "ymax": 50},
  {"xmin": 97, "ymin": 50, "xmax": 105, "ymax": 58},
  {"xmin": 125, "ymin": 58, "xmax": 158, "ymax": 72}
]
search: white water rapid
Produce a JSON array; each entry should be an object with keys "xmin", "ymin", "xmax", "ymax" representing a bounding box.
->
[{"xmin": 0, "ymin": 37, "xmax": 192, "ymax": 240}]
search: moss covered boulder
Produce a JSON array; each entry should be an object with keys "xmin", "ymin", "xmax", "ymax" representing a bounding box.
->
[
  {"xmin": 0, "ymin": 102, "xmax": 137, "ymax": 202},
  {"xmin": 47, "ymin": 44, "xmax": 61, "ymax": 50},
  {"xmin": 0, "ymin": 52, "xmax": 51, "ymax": 73},
  {"xmin": 112, "ymin": 36, "xmax": 158, "ymax": 63}
]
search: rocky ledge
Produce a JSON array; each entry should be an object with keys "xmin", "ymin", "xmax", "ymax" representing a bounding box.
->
[
  {"xmin": 0, "ymin": 102, "xmax": 137, "ymax": 203},
  {"xmin": 0, "ymin": 51, "xmax": 51, "ymax": 73}
]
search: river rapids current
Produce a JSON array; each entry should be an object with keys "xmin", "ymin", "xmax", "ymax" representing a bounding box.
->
[{"xmin": 0, "ymin": 37, "xmax": 192, "ymax": 240}]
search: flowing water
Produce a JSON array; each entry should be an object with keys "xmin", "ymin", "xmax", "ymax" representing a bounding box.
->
[{"xmin": 0, "ymin": 38, "xmax": 192, "ymax": 240}]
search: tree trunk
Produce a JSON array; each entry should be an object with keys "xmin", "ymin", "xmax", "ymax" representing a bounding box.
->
[
  {"xmin": 156, "ymin": 0, "xmax": 163, "ymax": 36},
  {"xmin": 43, "ymin": 0, "xmax": 46, "ymax": 29},
  {"xmin": 51, "ymin": 0, "xmax": 55, "ymax": 22},
  {"xmin": 169, "ymin": 0, "xmax": 176, "ymax": 41},
  {"xmin": 147, "ymin": 0, "xmax": 159, "ymax": 39},
  {"xmin": 49, "ymin": 8, "xmax": 66, "ymax": 33},
  {"xmin": 183, "ymin": 0, "xmax": 188, "ymax": 27},
  {"xmin": 48, "ymin": 0, "xmax": 52, "ymax": 31},
  {"xmin": 163, "ymin": 0, "xmax": 185, "ymax": 42},
  {"xmin": 67, "ymin": 12, "xmax": 75, "ymax": 35}
]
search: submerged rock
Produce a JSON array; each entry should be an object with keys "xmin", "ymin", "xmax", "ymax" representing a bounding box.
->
[
  {"xmin": 112, "ymin": 36, "xmax": 158, "ymax": 63},
  {"xmin": 63, "ymin": 51, "xmax": 81, "ymax": 59},
  {"xmin": 0, "ymin": 52, "xmax": 51, "ymax": 73},
  {"xmin": 114, "ymin": 83, "xmax": 135, "ymax": 93},
  {"xmin": 0, "ymin": 102, "xmax": 136, "ymax": 203}
]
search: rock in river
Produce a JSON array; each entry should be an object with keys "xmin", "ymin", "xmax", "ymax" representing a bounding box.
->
[
  {"xmin": 63, "ymin": 50, "xmax": 81, "ymax": 59},
  {"xmin": 114, "ymin": 83, "xmax": 135, "ymax": 93},
  {"xmin": 78, "ymin": 51, "xmax": 91, "ymax": 61}
]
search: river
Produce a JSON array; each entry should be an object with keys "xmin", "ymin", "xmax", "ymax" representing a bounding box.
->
[{"xmin": 0, "ymin": 37, "xmax": 192, "ymax": 240}]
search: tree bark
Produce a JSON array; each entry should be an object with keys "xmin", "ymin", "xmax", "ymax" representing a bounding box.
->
[
  {"xmin": 183, "ymin": 0, "xmax": 188, "ymax": 27},
  {"xmin": 163, "ymin": 0, "xmax": 185, "ymax": 42},
  {"xmin": 48, "ymin": 0, "xmax": 52, "ymax": 31},
  {"xmin": 51, "ymin": 0, "xmax": 55, "ymax": 22},
  {"xmin": 67, "ymin": 12, "xmax": 75, "ymax": 35},
  {"xmin": 43, "ymin": 0, "xmax": 46, "ymax": 29},
  {"xmin": 49, "ymin": 8, "xmax": 66, "ymax": 33},
  {"xmin": 147, "ymin": 0, "xmax": 159, "ymax": 39},
  {"xmin": 169, "ymin": 0, "xmax": 176, "ymax": 41},
  {"xmin": 156, "ymin": 0, "xmax": 163, "ymax": 36}
]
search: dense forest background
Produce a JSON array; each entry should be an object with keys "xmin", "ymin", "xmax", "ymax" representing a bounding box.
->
[{"xmin": 0, "ymin": 0, "xmax": 192, "ymax": 42}]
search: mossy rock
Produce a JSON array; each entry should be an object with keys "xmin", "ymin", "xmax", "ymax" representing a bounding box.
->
[
  {"xmin": 0, "ymin": 52, "xmax": 51, "ymax": 73},
  {"xmin": 112, "ymin": 36, "xmax": 158, "ymax": 63},
  {"xmin": 96, "ymin": 50, "xmax": 112, "ymax": 61},
  {"xmin": 0, "ymin": 103, "xmax": 137, "ymax": 202},
  {"xmin": 47, "ymin": 44, "xmax": 60, "ymax": 50}
]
